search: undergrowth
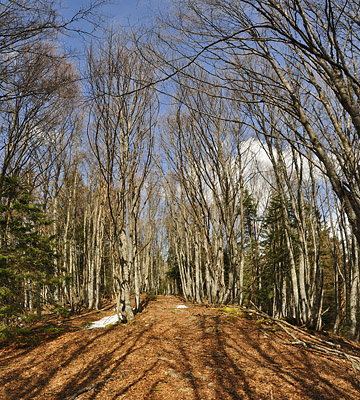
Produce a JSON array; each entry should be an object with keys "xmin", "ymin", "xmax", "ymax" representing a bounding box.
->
[{"xmin": 0, "ymin": 310, "xmax": 67, "ymax": 347}]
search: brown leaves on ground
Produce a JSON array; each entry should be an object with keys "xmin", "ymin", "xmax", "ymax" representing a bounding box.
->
[{"xmin": 1, "ymin": 296, "xmax": 360, "ymax": 400}]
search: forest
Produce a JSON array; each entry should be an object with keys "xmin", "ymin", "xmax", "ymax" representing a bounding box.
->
[{"xmin": 1, "ymin": 0, "xmax": 360, "ymax": 341}]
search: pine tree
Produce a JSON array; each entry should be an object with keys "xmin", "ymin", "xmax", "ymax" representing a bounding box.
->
[
  {"xmin": 242, "ymin": 189, "xmax": 260, "ymax": 305},
  {"xmin": 0, "ymin": 176, "xmax": 56, "ymax": 322},
  {"xmin": 260, "ymin": 193, "xmax": 295, "ymax": 317}
]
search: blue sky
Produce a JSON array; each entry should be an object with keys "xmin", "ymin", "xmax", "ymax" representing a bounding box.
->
[
  {"xmin": 62, "ymin": 0, "xmax": 166, "ymax": 30},
  {"xmin": 60, "ymin": 0, "xmax": 167, "ymax": 61},
  {"xmin": 104, "ymin": 0, "xmax": 165, "ymax": 26}
]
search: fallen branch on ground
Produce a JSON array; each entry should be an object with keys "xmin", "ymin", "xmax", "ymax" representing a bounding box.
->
[
  {"xmin": 67, "ymin": 373, "xmax": 126, "ymax": 400},
  {"xmin": 217, "ymin": 304, "xmax": 360, "ymax": 386}
]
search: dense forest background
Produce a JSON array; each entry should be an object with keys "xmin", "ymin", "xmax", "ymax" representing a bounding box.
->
[{"xmin": 1, "ymin": 0, "xmax": 360, "ymax": 340}]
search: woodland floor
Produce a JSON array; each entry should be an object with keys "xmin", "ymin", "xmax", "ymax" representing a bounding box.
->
[{"xmin": 1, "ymin": 296, "xmax": 360, "ymax": 400}]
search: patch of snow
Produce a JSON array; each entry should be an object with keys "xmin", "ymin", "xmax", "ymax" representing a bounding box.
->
[
  {"xmin": 176, "ymin": 305, "xmax": 188, "ymax": 309},
  {"xmin": 87, "ymin": 314, "xmax": 120, "ymax": 329}
]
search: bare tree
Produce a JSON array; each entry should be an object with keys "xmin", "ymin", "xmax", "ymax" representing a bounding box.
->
[
  {"xmin": 148, "ymin": 0, "xmax": 360, "ymax": 335},
  {"xmin": 0, "ymin": 0, "xmax": 105, "ymax": 184},
  {"xmin": 87, "ymin": 30, "xmax": 157, "ymax": 321},
  {"xmin": 0, "ymin": 41, "xmax": 79, "ymax": 183},
  {"xmin": 161, "ymin": 74, "xmax": 252, "ymax": 304},
  {"xmin": 157, "ymin": 0, "xmax": 360, "ymax": 243}
]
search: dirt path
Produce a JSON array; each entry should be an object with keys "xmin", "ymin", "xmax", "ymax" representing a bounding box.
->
[{"xmin": 1, "ymin": 296, "xmax": 360, "ymax": 399}]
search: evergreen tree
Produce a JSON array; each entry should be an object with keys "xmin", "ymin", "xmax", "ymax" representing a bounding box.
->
[
  {"xmin": 260, "ymin": 193, "xmax": 295, "ymax": 316},
  {"xmin": 0, "ymin": 176, "xmax": 56, "ymax": 322},
  {"xmin": 242, "ymin": 189, "xmax": 260, "ymax": 305}
]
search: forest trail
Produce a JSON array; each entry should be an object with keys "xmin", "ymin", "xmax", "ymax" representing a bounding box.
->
[{"xmin": 1, "ymin": 295, "xmax": 360, "ymax": 400}]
